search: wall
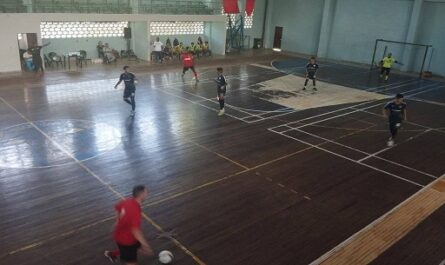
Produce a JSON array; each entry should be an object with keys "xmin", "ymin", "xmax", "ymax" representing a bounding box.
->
[
  {"xmin": 265, "ymin": 0, "xmax": 445, "ymax": 76},
  {"xmin": 415, "ymin": 1, "xmax": 445, "ymax": 76},
  {"xmin": 244, "ymin": 0, "xmax": 267, "ymax": 47},
  {"xmin": 267, "ymin": 0, "xmax": 324, "ymax": 55},
  {"xmin": 0, "ymin": 13, "xmax": 226, "ymax": 73},
  {"xmin": 42, "ymin": 37, "xmax": 127, "ymax": 59},
  {"xmin": 327, "ymin": 0, "xmax": 413, "ymax": 64},
  {"xmin": 131, "ymin": 21, "xmax": 149, "ymax": 61}
]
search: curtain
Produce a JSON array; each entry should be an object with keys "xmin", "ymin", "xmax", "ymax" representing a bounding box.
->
[{"xmin": 245, "ymin": 0, "xmax": 255, "ymax": 16}]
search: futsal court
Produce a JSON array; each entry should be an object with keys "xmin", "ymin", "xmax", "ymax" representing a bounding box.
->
[{"xmin": 1, "ymin": 51, "xmax": 445, "ymax": 265}]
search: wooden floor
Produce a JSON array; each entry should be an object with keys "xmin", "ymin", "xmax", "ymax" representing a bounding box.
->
[{"xmin": 1, "ymin": 52, "xmax": 445, "ymax": 265}]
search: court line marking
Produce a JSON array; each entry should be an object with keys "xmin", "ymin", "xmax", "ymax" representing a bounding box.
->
[
  {"xmin": 309, "ymin": 173, "xmax": 445, "ymax": 265},
  {"xmin": 2, "ymin": 114, "xmax": 380, "ymax": 257},
  {"xmin": 0, "ymin": 96, "xmax": 207, "ymax": 265},
  {"xmin": 357, "ymin": 129, "xmax": 433, "ymax": 163},
  {"xmin": 286, "ymin": 127, "xmax": 436, "ymax": 179},
  {"xmin": 410, "ymin": 97, "xmax": 445, "ymax": 107},
  {"xmin": 269, "ymin": 127, "xmax": 424, "ymax": 188}
]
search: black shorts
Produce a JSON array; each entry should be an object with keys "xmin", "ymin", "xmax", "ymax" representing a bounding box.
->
[
  {"xmin": 307, "ymin": 72, "xmax": 316, "ymax": 80},
  {"xmin": 183, "ymin": 66, "xmax": 196, "ymax": 72},
  {"xmin": 381, "ymin": 67, "xmax": 391, "ymax": 75},
  {"xmin": 118, "ymin": 242, "xmax": 141, "ymax": 263},
  {"xmin": 124, "ymin": 87, "xmax": 136, "ymax": 98}
]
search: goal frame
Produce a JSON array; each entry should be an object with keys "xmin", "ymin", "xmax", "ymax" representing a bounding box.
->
[{"xmin": 370, "ymin": 39, "xmax": 432, "ymax": 78}]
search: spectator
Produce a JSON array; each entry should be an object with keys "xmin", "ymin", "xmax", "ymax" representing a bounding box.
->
[
  {"xmin": 152, "ymin": 37, "xmax": 163, "ymax": 63},
  {"xmin": 23, "ymin": 49, "xmax": 34, "ymax": 71},
  {"xmin": 103, "ymin": 43, "xmax": 116, "ymax": 63},
  {"xmin": 173, "ymin": 37, "xmax": 179, "ymax": 47},
  {"xmin": 166, "ymin": 37, "xmax": 171, "ymax": 47},
  {"xmin": 197, "ymin": 36, "xmax": 203, "ymax": 46},
  {"xmin": 202, "ymin": 41, "xmax": 212, "ymax": 56},
  {"xmin": 97, "ymin": 41, "xmax": 104, "ymax": 58}
]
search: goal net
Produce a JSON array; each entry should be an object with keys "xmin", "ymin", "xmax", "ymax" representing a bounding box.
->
[{"xmin": 370, "ymin": 39, "xmax": 432, "ymax": 78}]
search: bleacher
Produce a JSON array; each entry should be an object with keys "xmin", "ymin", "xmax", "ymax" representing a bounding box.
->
[{"xmin": 0, "ymin": 0, "xmax": 219, "ymax": 14}]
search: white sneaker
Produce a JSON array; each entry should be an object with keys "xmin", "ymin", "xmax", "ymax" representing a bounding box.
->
[
  {"xmin": 387, "ymin": 139, "xmax": 394, "ymax": 147},
  {"xmin": 218, "ymin": 108, "xmax": 225, "ymax": 116}
]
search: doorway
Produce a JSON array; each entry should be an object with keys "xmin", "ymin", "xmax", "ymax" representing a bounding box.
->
[
  {"xmin": 273, "ymin": 26, "xmax": 283, "ymax": 51},
  {"xmin": 18, "ymin": 33, "xmax": 38, "ymax": 71}
]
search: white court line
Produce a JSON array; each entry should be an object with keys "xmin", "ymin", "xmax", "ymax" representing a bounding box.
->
[
  {"xmin": 365, "ymin": 79, "xmax": 421, "ymax": 92},
  {"xmin": 276, "ymin": 83, "xmax": 443, "ymax": 132},
  {"xmin": 268, "ymin": 127, "xmax": 424, "ymax": 188},
  {"xmin": 309, "ymin": 172, "xmax": 445, "ymax": 265},
  {"xmin": 0, "ymin": 96, "xmax": 207, "ymax": 265},
  {"xmin": 285, "ymin": 127, "xmax": 436, "ymax": 179},
  {"xmin": 410, "ymin": 97, "xmax": 445, "ymax": 107},
  {"xmin": 357, "ymin": 129, "xmax": 432, "ymax": 163}
]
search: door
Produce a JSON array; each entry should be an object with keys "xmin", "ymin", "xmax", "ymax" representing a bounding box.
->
[
  {"xmin": 273, "ymin": 26, "xmax": 283, "ymax": 50},
  {"xmin": 26, "ymin": 33, "xmax": 38, "ymax": 48}
]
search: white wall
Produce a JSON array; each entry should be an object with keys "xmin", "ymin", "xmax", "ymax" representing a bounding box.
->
[
  {"xmin": 0, "ymin": 13, "xmax": 226, "ymax": 73},
  {"xmin": 42, "ymin": 37, "xmax": 127, "ymax": 59}
]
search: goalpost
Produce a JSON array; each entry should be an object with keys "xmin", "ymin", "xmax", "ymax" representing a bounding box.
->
[{"xmin": 370, "ymin": 39, "xmax": 432, "ymax": 78}]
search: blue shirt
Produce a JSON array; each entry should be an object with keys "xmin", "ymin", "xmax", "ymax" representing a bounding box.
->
[
  {"xmin": 306, "ymin": 63, "xmax": 319, "ymax": 74},
  {"xmin": 120, "ymin": 72, "xmax": 136, "ymax": 89},
  {"xmin": 384, "ymin": 101, "xmax": 406, "ymax": 121}
]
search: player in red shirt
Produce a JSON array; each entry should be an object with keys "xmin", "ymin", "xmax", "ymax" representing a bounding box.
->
[
  {"xmin": 181, "ymin": 48, "xmax": 199, "ymax": 81},
  {"xmin": 104, "ymin": 185, "xmax": 153, "ymax": 264}
]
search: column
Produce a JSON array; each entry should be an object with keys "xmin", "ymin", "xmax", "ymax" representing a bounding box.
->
[{"xmin": 317, "ymin": 0, "xmax": 336, "ymax": 58}]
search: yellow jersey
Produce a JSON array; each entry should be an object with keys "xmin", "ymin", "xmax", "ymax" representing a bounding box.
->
[{"xmin": 382, "ymin": 57, "xmax": 396, "ymax": 68}]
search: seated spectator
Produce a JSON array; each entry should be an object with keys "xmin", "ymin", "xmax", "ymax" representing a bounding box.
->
[
  {"xmin": 192, "ymin": 42, "xmax": 203, "ymax": 57},
  {"xmin": 103, "ymin": 43, "xmax": 116, "ymax": 63},
  {"xmin": 173, "ymin": 37, "xmax": 179, "ymax": 47},
  {"xmin": 163, "ymin": 44, "xmax": 172, "ymax": 62},
  {"xmin": 202, "ymin": 41, "xmax": 212, "ymax": 56},
  {"xmin": 166, "ymin": 37, "xmax": 171, "ymax": 47},
  {"xmin": 23, "ymin": 49, "xmax": 34, "ymax": 71},
  {"xmin": 97, "ymin": 41, "xmax": 104, "ymax": 58}
]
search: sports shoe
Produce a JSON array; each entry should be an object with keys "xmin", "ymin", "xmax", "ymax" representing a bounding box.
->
[
  {"xmin": 104, "ymin": 251, "xmax": 118, "ymax": 263},
  {"xmin": 385, "ymin": 76, "xmax": 389, "ymax": 81},
  {"xmin": 387, "ymin": 138, "xmax": 394, "ymax": 147},
  {"xmin": 302, "ymin": 87, "xmax": 307, "ymax": 91},
  {"xmin": 313, "ymin": 87, "xmax": 317, "ymax": 91},
  {"xmin": 218, "ymin": 108, "xmax": 225, "ymax": 116}
]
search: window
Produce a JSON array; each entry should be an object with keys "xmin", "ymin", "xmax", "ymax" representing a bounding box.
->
[
  {"xmin": 150, "ymin": 22, "xmax": 204, "ymax": 36},
  {"xmin": 223, "ymin": 11, "xmax": 254, "ymax": 29},
  {"xmin": 40, "ymin": 21, "xmax": 128, "ymax": 39}
]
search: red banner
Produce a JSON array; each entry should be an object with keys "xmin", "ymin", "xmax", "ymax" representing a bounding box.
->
[
  {"xmin": 223, "ymin": 0, "xmax": 239, "ymax": 14},
  {"xmin": 245, "ymin": 0, "xmax": 255, "ymax": 16}
]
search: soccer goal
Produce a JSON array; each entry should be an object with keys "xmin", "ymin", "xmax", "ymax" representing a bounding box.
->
[{"xmin": 370, "ymin": 39, "xmax": 432, "ymax": 78}]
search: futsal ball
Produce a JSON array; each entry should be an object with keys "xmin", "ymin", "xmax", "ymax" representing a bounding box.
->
[{"xmin": 159, "ymin": 250, "xmax": 174, "ymax": 264}]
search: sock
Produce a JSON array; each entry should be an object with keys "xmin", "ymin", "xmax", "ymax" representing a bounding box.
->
[
  {"xmin": 219, "ymin": 99, "xmax": 224, "ymax": 109},
  {"xmin": 131, "ymin": 96, "xmax": 136, "ymax": 111},
  {"xmin": 304, "ymin": 79, "xmax": 309, "ymax": 86}
]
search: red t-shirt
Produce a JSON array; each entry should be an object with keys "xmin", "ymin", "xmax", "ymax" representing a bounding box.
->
[
  {"xmin": 181, "ymin": 53, "xmax": 194, "ymax": 67},
  {"xmin": 113, "ymin": 198, "xmax": 141, "ymax": 245}
]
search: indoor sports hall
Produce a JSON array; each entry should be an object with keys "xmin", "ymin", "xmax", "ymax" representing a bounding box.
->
[{"xmin": 0, "ymin": 1, "xmax": 444, "ymax": 265}]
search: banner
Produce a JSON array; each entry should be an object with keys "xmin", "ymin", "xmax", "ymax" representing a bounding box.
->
[
  {"xmin": 223, "ymin": 0, "xmax": 239, "ymax": 14},
  {"xmin": 245, "ymin": 0, "xmax": 255, "ymax": 16}
]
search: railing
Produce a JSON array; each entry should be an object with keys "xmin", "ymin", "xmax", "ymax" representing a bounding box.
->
[{"xmin": 0, "ymin": 0, "xmax": 222, "ymax": 14}]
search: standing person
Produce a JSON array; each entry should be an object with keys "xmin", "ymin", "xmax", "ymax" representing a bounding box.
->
[
  {"xmin": 303, "ymin": 56, "xmax": 319, "ymax": 91},
  {"xmin": 104, "ymin": 185, "xmax": 154, "ymax": 264},
  {"xmin": 23, "ymin": 49, "xmax": 34, "ymax": 71},
  {"xmin": 152, "ymin": 37, "xmax": 163, "ymax": 63},
  {"xmin": 97, "ymin": 41, "xmax": 104, "ymax": 58},
  {"xmin": 380, "ymin": 53, "xmax": 398, "ymax": 81},
  {"xmin": 215, "ymin": 67, "xmax": 227, "ymax": 116},
  {"xmin": 181, "ymin": 48, "xmax": 198, "ymax": 81},
  {"xmin": 173, "ymin": 37, "xmax": 179, "ymax": 47},
  {"xmin": 115, "ymin": 66, "xmax": 138, "ymax": 116},
  {"xmin": 31, "ymin": 43, "xmax": 50, "ymax": 74},
  {"xmin": 383, "ymin": 93, "xmax": 407, "ymax": 147}
]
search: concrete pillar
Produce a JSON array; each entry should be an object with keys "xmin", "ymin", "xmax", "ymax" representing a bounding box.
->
[
  {"xmin": 317, "ymin": 0, "xmax": 336, "ymax": 58},
  {"xmin": 402, "ymin": 0, "xmax": 424, "ymax": 71}
]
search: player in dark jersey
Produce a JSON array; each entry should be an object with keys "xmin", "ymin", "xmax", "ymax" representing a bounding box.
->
[
  {"xmin": 383, "ymin": 93, "xmax": 407, "ymax": 146},
  {"xmin": 215, "ymin": 67, "xmax": 227, "ymax": 116},
  {"xmin": 303, "ymin": 57, "xmax": 319, "ymax": 91},
  {"xmin": 115, "ymin": 66, "xmax": 138, "ymax": 116}
]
